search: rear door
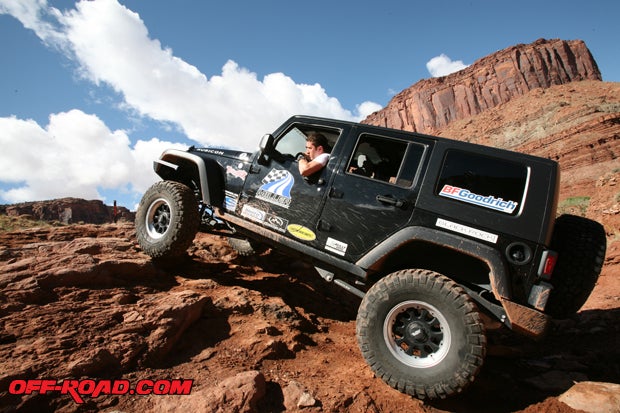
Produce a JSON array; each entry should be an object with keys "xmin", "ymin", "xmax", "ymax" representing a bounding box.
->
[{"xmin": 316, "ymin": 130, "xmax": 431, "ymax": 260}]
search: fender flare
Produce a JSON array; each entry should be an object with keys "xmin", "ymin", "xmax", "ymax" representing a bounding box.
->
[
  {"xmin": 356, "ymin": 226, "xmax": 511, "ymax": 300},
  {"xmin": 154, "ymin": 149, "xmax": 223, "ymax": 207}
]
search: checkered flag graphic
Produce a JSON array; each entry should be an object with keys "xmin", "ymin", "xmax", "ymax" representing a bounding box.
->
[{"xmin": 262, "ymin": 169, "xmax": 290, "ymax": 184}]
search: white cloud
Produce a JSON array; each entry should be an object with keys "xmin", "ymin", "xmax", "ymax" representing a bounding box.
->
[
  {"xmin": 0, "ymin": 0, "xmax": 380, "ymax": 202},
  {"xmin": 0, "ymin": 110, "xmax": 185, "ymax": 204},
  {"xmin": 426, "ymin": 54, "xmax": 469, "ymax": 77},
  {"xmin": 0, "ymin": 0, "xmax": 381, "ymax": 204},
  {"xmin": 51, "ymin": 0, "xmax": 371, "ymax": 147}
]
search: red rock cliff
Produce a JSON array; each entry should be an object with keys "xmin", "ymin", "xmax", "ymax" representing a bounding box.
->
[
  {"xmin": 4, "ymin": 197, "xmax": 133, "ymax": 224},
  {"xmin": 363, "ymin": 38, "xmax": 602, "ymax": 135}
]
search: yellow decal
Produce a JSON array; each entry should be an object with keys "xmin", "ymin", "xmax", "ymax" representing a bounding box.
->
[{"xmin": 287, "ymin": 224, "xmax": 316, "ymax": 241}]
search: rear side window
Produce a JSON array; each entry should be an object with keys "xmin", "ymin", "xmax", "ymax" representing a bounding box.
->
[
  {"xmin": 347, "ymin": 134, "xmax": 426, "ymax": 188},
  {"xmin": 437, "ymin": 150, "xmax": 528, "ymax": 215}
]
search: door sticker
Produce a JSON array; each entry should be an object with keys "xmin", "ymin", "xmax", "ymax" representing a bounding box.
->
[
  {"xmin": 224, "ymin": 191, "xmax": 239, "ymax": 211},
  {"xmin": 256, "ymin": 169, "xmax": 294, "ymax": 209},
  {"xmin": 241, "ymin": 205, "xmax": 289, "ymax": 233},
  {"xmin": 287, "ymin": 224, "xmax": 316, "ymax": 241},
  {"xmin": 264, "ymin": 214, "xmax": 288, "ymax": 233},
  {"xmin": 241, "ymin": 204, "xmax": 266, "ymax": 222},
  {"xmin": 325, "ymin": 237, "xmax": 348, "ymax": 256}
]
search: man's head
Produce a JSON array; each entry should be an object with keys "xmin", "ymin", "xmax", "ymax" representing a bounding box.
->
[{"xmin": 305, "ymin": 132, "xmax": 329, "ymax": 160}]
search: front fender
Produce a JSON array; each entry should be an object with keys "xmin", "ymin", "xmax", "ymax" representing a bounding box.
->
[{"xmin": 154, "ymin": 149, "xmax": 223, "ymax": 206}]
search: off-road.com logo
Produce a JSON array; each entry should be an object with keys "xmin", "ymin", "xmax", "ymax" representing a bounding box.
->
[{"xmin": 8, "ymin": 379, "xmax": 193, "ymax": 404}]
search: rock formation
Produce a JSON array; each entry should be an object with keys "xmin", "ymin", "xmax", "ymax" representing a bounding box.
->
[
  {"xmin": 0, "ymin": 223, "xmax": 617, "ymax": 412},
  {"xmin": 363, "ymin": 38, "xmax": 602, "ymax": 135},
  {"xmin": 2, "ymin": 197, "xmax": 133, "ymax": 224}
]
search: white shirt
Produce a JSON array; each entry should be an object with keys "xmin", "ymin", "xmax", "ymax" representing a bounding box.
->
[{"xmin": 314, "ymin": 152, "xmax": 330, "ymax": 166}]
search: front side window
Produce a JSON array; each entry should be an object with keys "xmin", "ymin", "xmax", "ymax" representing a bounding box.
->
[
  {"xmin": 274, "ymin": 127, "xmax": 307, "ymax": 157},
  {"xmin": 274, "ymin": 124, "xmax": 340, "ymax": 158},
  {"xmin": 437, "ymin": 150, "xmax": 528, "ymax": 215}
]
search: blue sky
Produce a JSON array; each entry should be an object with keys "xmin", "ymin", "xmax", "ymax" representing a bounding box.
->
[{"xmin": 1, "ymin": 0, "xmax": 619, "ymax": 210}]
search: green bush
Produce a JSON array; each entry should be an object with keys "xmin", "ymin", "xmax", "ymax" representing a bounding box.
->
[{"xmin": 557, "ymin": 196, "xmax": 591, "ymax": 216}]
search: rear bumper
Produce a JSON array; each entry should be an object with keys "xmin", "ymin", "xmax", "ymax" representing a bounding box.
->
[{"xmin": 500, "ymin": 298, "xmax": 550, "ymax": 338}]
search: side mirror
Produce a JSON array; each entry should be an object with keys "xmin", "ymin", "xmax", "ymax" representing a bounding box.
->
[
  {"xmin": 259, "ymin": 134, "xmax": 274, "ymax": 153},
  {"xmin": 258, "ymin": 134, "xmax": 274, "ymax": 165}
]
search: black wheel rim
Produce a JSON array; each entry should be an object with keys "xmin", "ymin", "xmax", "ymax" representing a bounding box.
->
[{"xmin": 383, "ymin": 300, "xmax": 451, "ymax": 368}]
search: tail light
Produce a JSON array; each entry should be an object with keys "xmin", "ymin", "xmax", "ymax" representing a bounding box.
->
[{"xmin": 538, "ymin": 250, "xmax": 558, "ymax": 280}]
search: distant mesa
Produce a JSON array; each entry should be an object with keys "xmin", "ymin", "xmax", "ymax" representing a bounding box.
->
[
  {"xmin": 363, "ymin": 38, "xmax": 602, "ymax": 135},
  {"xmin": 2, "ymin": 197, "xmax": 134, "ymax": 225}
]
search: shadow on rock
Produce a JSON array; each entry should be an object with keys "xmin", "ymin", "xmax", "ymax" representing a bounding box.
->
[{"xmin": 430, "ymin": 307, "xmax": 620, "ymax": 413}]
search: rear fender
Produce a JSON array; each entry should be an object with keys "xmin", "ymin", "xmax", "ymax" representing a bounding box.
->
[{"xmin": 357, "ymin": 226, "xmax": 511, "ymax": 300}]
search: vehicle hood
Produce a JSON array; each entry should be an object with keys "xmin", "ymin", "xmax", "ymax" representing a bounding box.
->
[{"xmin": 189, "ymin": 147, "xmax": 254, "ymax": 162}]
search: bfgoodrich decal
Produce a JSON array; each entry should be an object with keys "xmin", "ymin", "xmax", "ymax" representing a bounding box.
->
[{"xmin": 439, "ymin": 185, "xmax": 518, "ymax": 214}]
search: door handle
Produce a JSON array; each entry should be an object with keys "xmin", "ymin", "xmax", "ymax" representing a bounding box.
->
[
  {"xmin": 376, "ymin": 194, "xmax": 405, "ymax": 208},
  {"xmin": 329, "ymin": 187, "xmax": 344, "ymax": 199}
]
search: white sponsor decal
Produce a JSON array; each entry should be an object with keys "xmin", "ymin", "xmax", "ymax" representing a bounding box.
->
[
  {"xmin": 439, "ymin": 185, "xmax": 518, "ymax": 214},
  {"xmin": 436, "ymin": 218, "xmax": 498, "ymax": 244},
  {"xmin": 241, "ymin": 204, "xmax": 266, "ymax": 222},
  {"xmin": 325, "ymin": 237, "xmax": 348, "ymax": 256},
  {"xmin": 264, "ymin": 214, "xmax": 288, "ymax": 233}
]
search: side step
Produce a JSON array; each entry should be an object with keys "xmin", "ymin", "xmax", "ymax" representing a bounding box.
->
[{"xmin": 315, "ymin": 267, "xmax": 366, "ymax": 299}]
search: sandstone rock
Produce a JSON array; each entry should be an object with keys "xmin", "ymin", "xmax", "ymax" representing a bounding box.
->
[
  {"xmin": 559, "ymin": 382, "xmax": 620, "ymax": 413},
  {"xmin": 282, "ymin": 380, "xmax": 317, "ymax": 410},
  {"xmin": 153, "ymin": 370, "xmax": 266, "ymax": 413},
  {"xmin": 364, "ymin": 38, "xmax": 601, "ymax": 135},
  {"xmin": 137, "ymin": 290, "xmax": 210, "ymax": 364},
  {"xmin": 4, "ymin": 197, "xmax": 133, "ymax": 224}
]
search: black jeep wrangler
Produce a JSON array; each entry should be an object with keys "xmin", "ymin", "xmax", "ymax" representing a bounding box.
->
[{"xmin": 135, "ymin": 115, "xmax": 606, "ymax": 399}]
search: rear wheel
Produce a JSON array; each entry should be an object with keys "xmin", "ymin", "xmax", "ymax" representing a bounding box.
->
[
  {"xmin": 135, "ymin": 180, "xmax": 199, "ymax": 259},
  {"xmin": 356, "ymin": 269, "xmax": 486, "ymax": 400},
  {"xmin": 546, "ymin": 214, "xmax": 606, "ymax": 319}
]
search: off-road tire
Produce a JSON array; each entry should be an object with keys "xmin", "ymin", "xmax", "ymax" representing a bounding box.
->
[
  {"xmin": 546, "ymin": 214, "xmax": 606, "ymax": 319},
  {"xmin": 135, "ymin": 180, "xmax": 199, "ymax": 259},
  {"xmin": 356, "ymin": 269, "xmax": 486, "ymax": 400}
]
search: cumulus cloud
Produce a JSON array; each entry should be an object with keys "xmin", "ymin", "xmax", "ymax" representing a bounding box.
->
[
  {"xmin": 0, "ymin": 110, "xmax": 185, "ymax": 204},
  {"xmin": 426, "ymin": 54, "xmax": 469, "ymax": 77},
  {"xmin": 0, "ymin": 0, "xmax": 381, "ymax": 204}
]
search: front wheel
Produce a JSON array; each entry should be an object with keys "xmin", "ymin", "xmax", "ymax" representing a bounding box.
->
[
  {"xmin": 356, "ymin": 269, "xmax": 486, "ymax": 400},
  {"xmin": 135, "ymin": 180, "xmax": 199, "ymax": 259}
]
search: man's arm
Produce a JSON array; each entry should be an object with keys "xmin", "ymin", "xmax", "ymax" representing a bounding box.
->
[{"xmin": 298, "ymin": 157, "xmax": 325, "ymax": 177}]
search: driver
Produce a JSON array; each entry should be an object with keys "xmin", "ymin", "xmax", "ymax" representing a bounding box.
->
[{"xmin": 298, "ymin": 132, "xmax": 330, "ymax": 177}]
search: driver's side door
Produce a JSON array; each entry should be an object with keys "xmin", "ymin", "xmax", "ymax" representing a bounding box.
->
[{"xmin": 238, "ymin": 123, "xmax": 344, "ymax": 246}]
